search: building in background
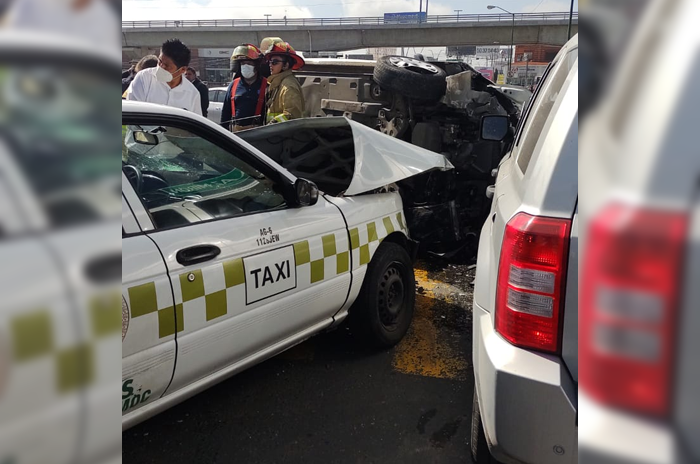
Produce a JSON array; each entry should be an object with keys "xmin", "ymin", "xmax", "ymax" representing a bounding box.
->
[
  {"xmin": 370, "ymin": 47, "xmax": 397, "ymax": 59},
  {"xmin": 509, "ymin": 44, "xmax": 562, "ymax": 86}
]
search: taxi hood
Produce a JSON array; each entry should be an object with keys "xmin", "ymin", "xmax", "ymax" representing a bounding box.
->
[{"xmin": 237, "ymin": 118, "xmax": 453, "ymax": 196}]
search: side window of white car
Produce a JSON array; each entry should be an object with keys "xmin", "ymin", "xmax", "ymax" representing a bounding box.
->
[
  {"xmin": 216, "ymin": 91, "xmax": 226, "ymax": 103},
  {"xmin": 516, "ymin": 47, "xmax": 578, "ymax": 173},
  {"xmin": 122, "ymin": 124, "xmax": 286, "ymax": 230}
]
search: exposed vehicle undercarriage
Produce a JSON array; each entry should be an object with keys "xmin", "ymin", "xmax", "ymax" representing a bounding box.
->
[{"xmin": 279, "ymin": 57, "xmax": 521, "ymax": 259}]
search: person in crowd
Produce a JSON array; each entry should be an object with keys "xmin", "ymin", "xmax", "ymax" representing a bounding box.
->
[
  {"xmin": 122, "ymin": 59, "xmax": 138, "ymax": 93},
  {"xmin": 125, "ymin": 38, "xmax": 202, "ymax": 116},
  {"xmin": 260, "ymin": 39, "xmax": 305, "ymax": 124},
  {"xmin": 122, "ymin": 55, "xmax": 158, "ymax": 98},
  {"xmin": 220, "ymin": 44, "xmax": 267, "ymax": 131},
  {"xmin": 185, "ymin": 67, "xmax": 209, "ymax": 117}
]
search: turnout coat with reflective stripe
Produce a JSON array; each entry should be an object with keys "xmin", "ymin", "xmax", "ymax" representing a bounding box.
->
[{"xmin": 265, "ymin": 70, "xmax": 304, "ymax": 123}]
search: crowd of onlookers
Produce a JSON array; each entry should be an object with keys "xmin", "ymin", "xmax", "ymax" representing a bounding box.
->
[{"xmin": 122, "ymin": 37, "xmax": 307, "ymax": 132}]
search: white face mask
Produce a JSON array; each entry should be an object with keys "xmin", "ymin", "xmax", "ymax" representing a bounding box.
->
[
  {"xmin": 155, "ymin": 65, "xmax": 174, "ymax": 83},
  {"xmin": 241, "ymin": 64, "xmax": 256, "ymax": 79}
]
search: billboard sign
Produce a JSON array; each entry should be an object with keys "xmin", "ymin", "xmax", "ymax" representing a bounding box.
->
[
  {"xmin": 199, "ymin": 48, "xmax": 234, "ymax": 58},
  {"xmin": 478, "ymin": 68, "xmax": 494, "ymax": 81},
  {"xmin": 447, "ymin": 46, "xmax": 476, "ymax": 57},
  {"xmin": 384, "ymin": 12, "xmax": 427, "ymax": 24},
  {"xmin": 476, "ymin": 46, "xmax": 501, "ymax": 55}
]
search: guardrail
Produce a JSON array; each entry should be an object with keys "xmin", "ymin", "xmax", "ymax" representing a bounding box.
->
[{"xmin": 122, "ymin": 12, "xmax": 577, "ymax": 29}]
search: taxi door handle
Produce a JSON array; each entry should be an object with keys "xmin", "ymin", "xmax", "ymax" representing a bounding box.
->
[{"xmin": 176, "ymin": 245, "xmax": 221, "ymax": 266}]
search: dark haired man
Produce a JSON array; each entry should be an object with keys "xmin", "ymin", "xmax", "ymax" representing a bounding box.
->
[
  {"xmin": 185, "ymin": 67, "xmax": 209, "ymax": 117},
  {"xmin": 126, "ymin": 39, "xmax": 202, "ymax": 115}
]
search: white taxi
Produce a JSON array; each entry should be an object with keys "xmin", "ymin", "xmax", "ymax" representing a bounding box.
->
[{"xmin": 122, "ymin": 101, "xmax": 451, "ymax": 428}]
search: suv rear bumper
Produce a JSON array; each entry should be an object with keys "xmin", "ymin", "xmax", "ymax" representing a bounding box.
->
[
  {"xmin": 473, "ymin": 301, "xmax": 578, "ymax": 464},
  {"xmin": 578, "ymin": 392, "xmax": 684, "ymax": 464}
]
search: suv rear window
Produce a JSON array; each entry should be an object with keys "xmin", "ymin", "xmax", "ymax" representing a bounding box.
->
[{"xmin": 516, "ymin": 48, "xmax": 578, "ymax": 172}]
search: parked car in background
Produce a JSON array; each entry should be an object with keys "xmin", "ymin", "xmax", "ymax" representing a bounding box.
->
[
  {"xmin": 206, "ymin": 86, "xmax": 228, "ymax": 124},
  {"xmin": 471, "ymin": 35, "xmax": 578, "ymax": 464}
]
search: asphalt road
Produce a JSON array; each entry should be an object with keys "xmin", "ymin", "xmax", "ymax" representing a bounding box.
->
[{"xmin": 123, "ymin": 258, "xmax": 476, "ymax": 464}]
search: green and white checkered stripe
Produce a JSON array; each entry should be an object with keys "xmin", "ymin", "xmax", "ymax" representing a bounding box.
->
[
  {"xmin": 8, "ymin": 291, "xmax": 121, "ymax": 393},
  {"xmin": 126, "ymin": 279, "xmax": 183, "ymax": 340},
  {"xmin": 291, "ymin": 229, "xmax": 350, "ymax": 286},
  {"xmin": 348, "ymin": 212, "xmax": 408, "ymax": 271},
  {"xmin": 125, "ymin": 213, "xmax": 408, "ymax": 339}
]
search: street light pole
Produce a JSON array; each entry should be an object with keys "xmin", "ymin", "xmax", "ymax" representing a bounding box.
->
[
  {"xmin": 264, "ymin": 14, "xmax": 271, "ymax": 26},
  {"xmin": 487, "ymin": 5, "xmax": 514, "ymax": 83},
  {"xmin": 454, "ymin": 9, "xmax": 462, "ymax": 20}
]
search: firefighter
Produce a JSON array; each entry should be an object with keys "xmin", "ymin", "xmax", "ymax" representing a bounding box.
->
[
  {"xmin": 261, "ymin": 39, "xmax": 305, "ymax": 124},
  {"xmin": 221, "ymin": 44, "xmax": 267, "ymax": 131}
]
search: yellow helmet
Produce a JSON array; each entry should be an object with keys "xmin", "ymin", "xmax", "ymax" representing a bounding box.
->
[{"xmin": 231, "ymin": 44, "xmax": 263, "ymax": 62}]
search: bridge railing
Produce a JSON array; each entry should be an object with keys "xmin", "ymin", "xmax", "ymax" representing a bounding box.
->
[{"xmin": 122, "ymin": 12, "xmax": 577, "ymax": 28}]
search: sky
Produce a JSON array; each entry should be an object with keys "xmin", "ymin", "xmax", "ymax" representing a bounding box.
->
[{"xmin": 122, "ymin": 0, "xmax": 578, "ymax": 21}]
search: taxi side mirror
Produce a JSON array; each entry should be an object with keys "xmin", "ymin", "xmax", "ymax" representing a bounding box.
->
[
  {"xmin": 294, "ymin": 178, "xmax": 319, "ymax": 207},
  {"xmin": 480, "ymin": 115, "xmax": 509, "ymax": 142}
]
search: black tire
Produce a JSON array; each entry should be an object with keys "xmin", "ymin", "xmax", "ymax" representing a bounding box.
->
[
  {"xmin": 471, "ymin": 390, "xmax": 500, "ymax": 464},
  {"xmin": 350, "ymin": 242, "xmax": 415, "ymax": 348},
  {"xmin": 373, "ymin": 56, "xmax": 446, "ymax": 103}
]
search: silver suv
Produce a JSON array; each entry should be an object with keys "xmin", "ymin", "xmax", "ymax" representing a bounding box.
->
[{"xmin": 471, "ymin": 35, "xmax": 578, "ymax": 464}]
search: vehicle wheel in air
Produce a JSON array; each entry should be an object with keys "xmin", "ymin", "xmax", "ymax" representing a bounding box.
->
[
  {"xmin": 351, "ymin": 242, "xmax": 415, "ymax": 348},
  {"xmin": 471, "ymin": 390, "xmax": 501, "ymax": 464},
  {"xmin": 373, "ymin": 56, "xmax": 447, "ymax": 103}
]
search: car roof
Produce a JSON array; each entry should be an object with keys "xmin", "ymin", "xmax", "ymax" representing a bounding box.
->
[
  {"xmin": 123, "ymin": 100, "xmax": 203, "ymax": 118},
  {"xmin": 210, "ymin": 87, "xmax": 228, "ymax": 91}
]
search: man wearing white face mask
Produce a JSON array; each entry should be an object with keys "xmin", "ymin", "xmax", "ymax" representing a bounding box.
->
[
  {"xmin": 220, "ymin": 44, "xmax": 267, "ymax": 131},
  {"xmin": 126, "ymin": 38, "xmax": 202, "ymax": 116}
]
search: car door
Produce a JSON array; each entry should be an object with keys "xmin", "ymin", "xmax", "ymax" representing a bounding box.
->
[
  {"xmin": 122, "ymin": 185, "xmax": 178, "ymax": 427},
  {"xmin": 121, "ymin": 113, "xmax": 350, "ymax": 395}
]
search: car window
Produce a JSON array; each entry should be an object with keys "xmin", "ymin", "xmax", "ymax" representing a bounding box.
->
[
  {"xmin": 122, "ymin": 125, "xmax": 286, "ymax": 230},
  {"xmin": 216, "ymin": 90, "xmax": 226, "ymax": 103},
  {"xmin": 208, "ymin": 90, "xmax": 217, "ymax": 101},
  {"xmin": 516, "ymin": 47, "xmax": 578, "ymax": 173}
]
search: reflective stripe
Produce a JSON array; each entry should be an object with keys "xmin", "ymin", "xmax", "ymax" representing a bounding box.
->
[
  {"xmin": 230, "ymin": 78, "xmax": 240, "ymax": 118},
  {"xmin": 267, "ymin": 112, "xmax": 289, "ymax": 123},
  {"xmin": 255, "ymin": 79, "xmax": 268, "ymax": 117}
]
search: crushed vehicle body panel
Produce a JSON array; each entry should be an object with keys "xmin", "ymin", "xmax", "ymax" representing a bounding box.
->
[
  {"xmin": 236, "ymin": 117, "xmax": 453, "ymax": 196},
  {"xmin": 291, "ymin": 57, "xmax": 521, "ymax": 257}
]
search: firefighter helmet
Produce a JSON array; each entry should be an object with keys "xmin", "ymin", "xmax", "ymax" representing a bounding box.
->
[{"xmin": 263, "ymin": 40, "xmax": 305, "ymax": 70}]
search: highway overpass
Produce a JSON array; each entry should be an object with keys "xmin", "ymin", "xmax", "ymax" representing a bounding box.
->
[{"xmin": 122, "ymin": 12, "xmax": 578, "ymax": 55}]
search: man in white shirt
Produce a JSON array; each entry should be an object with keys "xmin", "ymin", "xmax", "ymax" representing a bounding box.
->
[{"xmin": 126, "ymin": 39, "xmax": 203, "ymax": 116}]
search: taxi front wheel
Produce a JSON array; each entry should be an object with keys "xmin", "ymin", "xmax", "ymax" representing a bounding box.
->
[{"xmin": 351, "ymin": 242, "xmax": 415, "ymax": 348}]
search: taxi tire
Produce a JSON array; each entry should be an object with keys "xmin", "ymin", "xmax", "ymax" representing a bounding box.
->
[{"xmin": 351, "ymin": 242, "xmax": 415, "ymax": 348}]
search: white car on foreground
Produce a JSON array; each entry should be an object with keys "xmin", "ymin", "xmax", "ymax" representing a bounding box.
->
[
  {"xmin": 471, "ymin": 35, "xmax": 578, "ymax": 464},
  {"xmin": 121, "ymin": 101, "xmax": 452, "ymax": 428}
]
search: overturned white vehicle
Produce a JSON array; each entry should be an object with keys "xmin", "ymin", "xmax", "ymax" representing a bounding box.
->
[
  {"xmin": 293, "ymin": 57, "xmax": 524, "ymax": 257},
  {"xmin": 121, "ymin": 101, "xmax": 449, "ymax": 427}
]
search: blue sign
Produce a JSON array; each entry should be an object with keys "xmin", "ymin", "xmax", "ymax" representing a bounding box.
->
[{"xmin": 383, "ymin": 12, "xmax": 427, "ymax": 24}]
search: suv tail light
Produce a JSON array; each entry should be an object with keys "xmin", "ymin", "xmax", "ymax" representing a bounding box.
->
[
  {"xmin": 580, "ymin": 203, "xmax": 686, "ymax": 417},
  {"xmin": 495, "ymin": 213, "xmax": 571, "ymax": 354}
]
